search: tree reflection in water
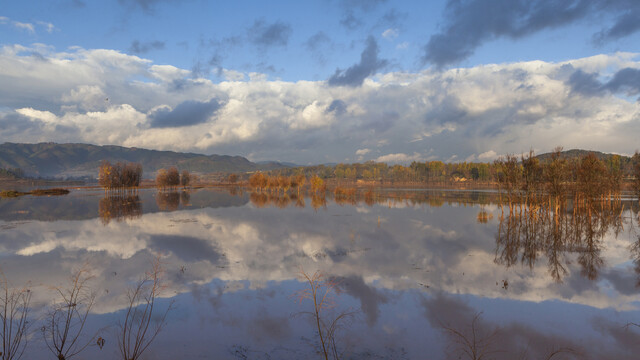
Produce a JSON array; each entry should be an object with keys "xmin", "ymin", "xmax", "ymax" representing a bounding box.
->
[
  {"xmin": 98, "ymin": 195, "xmax": 142, "ymax": 225},
  {"xmin": 494, "ymin": 195, "xmax": 634, "ymax": 282},
  {"xmin": 156, "ymin": 191, "xmax": 191, "ymax": 211}
]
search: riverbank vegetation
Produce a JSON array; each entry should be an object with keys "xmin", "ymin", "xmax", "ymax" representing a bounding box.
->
[
  {"xmin": 0, "ymin": 188, "xmax": 70, "ymax": 198},
  {"xmin": 240, "ymin": 148, "xmax": 640, "ymax": 198}
]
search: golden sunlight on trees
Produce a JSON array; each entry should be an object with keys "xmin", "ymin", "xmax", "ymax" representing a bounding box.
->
[
  {"xmin": 155, "ymin": 167, "xmax": 182, "ymax": 189},
  {"xmin": 310, "ymin": 175, "xmax": 325, "ymax": 194},
  {"xmin": 98, "ymin": 161, "xmax": 142, "ymax": 191},
  {"xmin": 576, "ymin": 152, "xmax": 608, "ymax": 205},
  {"xmin": 258, "ymin": 147, "xmax": 637, "ymax": 193},
  {"xmin": 543, "ymin": 147, "xmax": 567, "ymax": 198},
  {"xmin": 248, "ymin": 172, "xmax": 267, "ymax": 192}
]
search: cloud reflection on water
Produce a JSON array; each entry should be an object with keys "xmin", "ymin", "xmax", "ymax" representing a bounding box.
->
[{"xmin": 0, "ymin": 188, "xmax": 639, "ymax": 358}]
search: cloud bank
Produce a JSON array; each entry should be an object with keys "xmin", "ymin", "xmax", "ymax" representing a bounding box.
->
[{"xmin": 1, "ymin": 44, "xmax": 639, "ymax": 164}]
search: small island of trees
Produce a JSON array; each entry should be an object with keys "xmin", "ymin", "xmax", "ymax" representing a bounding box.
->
[
  {"xmin": 155, "ymin": 167, "xmax": 190, "ymax": 189},
  {"xmin": 98, "ymin": 161, "xmax": 143, "ymax": 191}
]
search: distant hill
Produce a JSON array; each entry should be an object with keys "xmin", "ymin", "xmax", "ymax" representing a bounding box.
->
[
  {"xmin": 0, "ymin": 142, "xmax": 288, "ymax": 178},
  {"xmin": 535, "ymin": 149, "xmax": 631, "ymax": 163}
]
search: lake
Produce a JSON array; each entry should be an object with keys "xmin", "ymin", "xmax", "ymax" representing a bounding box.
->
[{"xmin": 0, "ymin": 187, "xmax": 639, "ymax": 359}]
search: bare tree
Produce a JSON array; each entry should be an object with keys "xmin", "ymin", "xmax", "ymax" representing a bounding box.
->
[
  {"xmin": 440, "ymin": 312, "xmax": 499, "ymax": 360},
  {"xmin": 0, "ymin": 271, "xmax": 31, "ymax": 360},
  {"xmin": 118, "ymin": 257, "xmax": 172, "ymax": 360},
  {"xmin": 42, "ymin": 264, "xmax": 96, "ymax": 360},
  {"xmin": 295, "ymin": 269, "xmax": 354, "ymax": 360}
]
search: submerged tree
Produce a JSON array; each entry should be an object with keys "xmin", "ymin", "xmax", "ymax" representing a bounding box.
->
[
  {"xmin": 0, "ymin": 271, "xmax": 31, "ymax": 360},
  {"xmin": 99, "ymin": 161, "xmax": 143, "ymax": 192},
  {"xmin": 117, "ymin": 257, "xmax": 172, "ymax": 360},
  {"xmin": 155, "ymin": 167, "xmax": 180, "ymax": 189},
  {"xmin": 295, "ymin": 270, "xmax": 354, "ymax": 360},
  {"xmin": 633, "ymin": 151, "xmax": 640, "ymax": 198},
  {"xmin": 576, "ymin": 152, "xmax": 607, "ymax": 204},
  {"xmin": 43, "ymin": 265, "xmax": 97, "ymax": 360},
  {"xmin": 180, "ymin": 170, "xmax": 190, "ymax": 188}
]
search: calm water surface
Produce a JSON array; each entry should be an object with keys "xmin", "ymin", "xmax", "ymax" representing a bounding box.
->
[{"xmin": 0, "ymin": 188, "xmax": 639, "ymax": 359}]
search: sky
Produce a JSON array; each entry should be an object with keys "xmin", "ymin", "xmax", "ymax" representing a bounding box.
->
[{"xmin": 1, "ymin": 0, "xmax": 640, "ymax": 165}]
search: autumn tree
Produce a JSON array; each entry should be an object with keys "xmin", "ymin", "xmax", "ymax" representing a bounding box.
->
[
  {"xmin": 494, "ymin": 154, "xmax": 521, "ymax": 203},
  {"xmin": 155, "ymin": 169, "xmax": 168, "ymax": 189},
  {"xmin": 544, "ymin": 146, "xmax": 567, "ymax": 198},
  {"xmin": 310, "ymin": 175, "xmax": 326, "ymax": 194},
  {"xmin": 166, "ymin": 167, "xmax": 180, "ymax": 188},
  {"xmin": 180, "ymin": 170, "xmax": 190, "ymax": 188},
  {"xmin": 576, "ymin": 152, "xmax": 607, "ymax": 203},
  {"xmin": 633, "ymin": 151, "xmax": 640, "ymax": 198},
  {"xmin": 249, "ymin": 172, "xmax": 267, "ymax": 191},
  {"xmin": 521, "ymin": 149, "xmax": 541, "ymax": 198},
  {"xmin": 98, "ymin": 161, "xmax": 113, "ymax": 189},
  {"xmin": 99, "ymin": 161, "xmax": 142, "ymax": 191},
  {"xmin": 606, "ymin": 154, "xmax": 622, "ymax": 199}
]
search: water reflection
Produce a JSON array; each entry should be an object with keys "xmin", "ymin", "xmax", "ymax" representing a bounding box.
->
[
  {"xmin": 0, "ymin": 188, "xmax": 639, "ymax": 359},
  {"xmin": 495, "ymin": 197, "xmax": 634, "ymax": 282},
  {"xmin": 99, "ymin": 194, "xmax": 142, "ymax": 224}
]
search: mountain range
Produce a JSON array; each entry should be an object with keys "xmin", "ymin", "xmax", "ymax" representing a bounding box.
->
[{"xmin": 0, "ymin": 142, "xmax": 288, "ymax": 179}]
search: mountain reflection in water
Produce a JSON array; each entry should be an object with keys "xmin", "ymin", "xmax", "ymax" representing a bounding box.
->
[{"xmin": 0, "ymin": 188, "xmax": 638, "ymax": 359}]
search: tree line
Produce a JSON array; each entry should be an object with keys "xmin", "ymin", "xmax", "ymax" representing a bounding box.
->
[
  {"xmin": 248, "ymin": 172, "xmax": 326, "ymax": 194},
  {"xmin": 494, "ymin": 148, "xmax": 640, "ymax": 205},
  {"xmin": 257, "ymin": 148, "xmax": 640, "ymax": 196}
]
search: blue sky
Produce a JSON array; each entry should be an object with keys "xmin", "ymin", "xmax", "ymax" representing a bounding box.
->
[{"xmin": 1, "ymin": 0, "xmax": 640, "ymax": 164}]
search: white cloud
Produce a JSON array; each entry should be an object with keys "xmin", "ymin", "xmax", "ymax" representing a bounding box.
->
[
  {"xmin": 222, "ymin": 69, "xmax": 245, "ymax": 81},
  {"xmin": 355, "ymin": 148, "xmax": 370, "ymax": 155},
  {"xmin": 382, "ymin": 28, "xmax": 399, "ymax": 40},
  {"xmin": 37, "ymin": 21, "xmax": 56, "ymax": 33},
  {"xmin": 248, "ymin": 72, "xmax": 268, "ymax": 82},
  {"xmin": 375, "ymin": 152, "xmax": 423, "ymax": 164},
  {"xmin": 1, "ymin": 16, "xmax": 54, "ymax": 34},
  {"xmin": 61, "ymin": 85, "xmax": 107, "ymax": 111},
  {"xmin": 16, "ymin": 108, "xmax": 58, "ymax": 124},
  {"xmin": 478, "ymin": 150, "xmax": 498, "ymax": 160},
  {"xmin": 1, "ymin": 46, "xmax": 639, "ymax": 163},
  {"xmin": 13, "ymin": 21, "xmax": 35, "ymax": 33}
]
